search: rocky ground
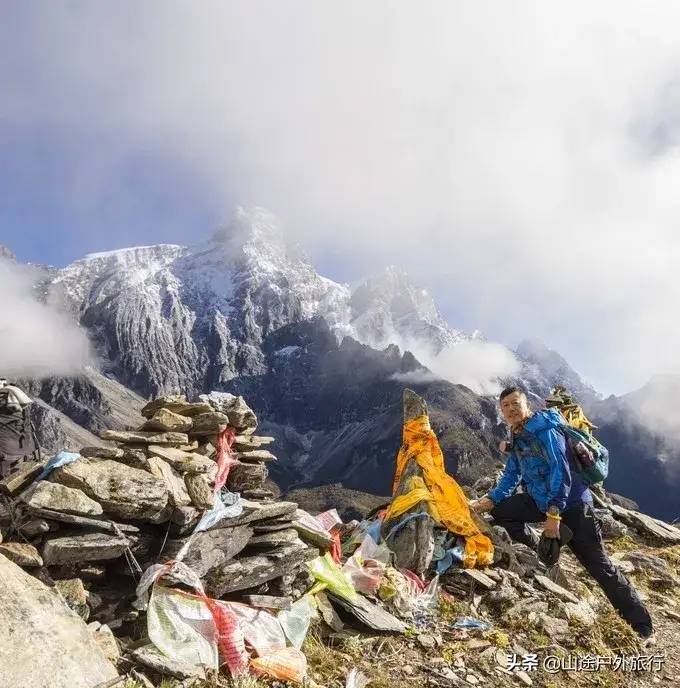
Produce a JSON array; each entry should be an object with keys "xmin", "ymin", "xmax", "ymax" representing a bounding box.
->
[
  {"xmin": 115, "ymin": 494, "xmax": 680, "ymax": 688},
  {"xmin": 2, "ymin": 389, "xmax": 679, "ymax": 688}
]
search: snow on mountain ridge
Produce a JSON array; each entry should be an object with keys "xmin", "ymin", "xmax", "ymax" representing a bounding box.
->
[
  {"xmin": 40, "ymin": 206, "xmax": 589, "ymax": 399},
  {"xmin": 350, "ymin": 264, "xmax": 467, "ymax": 358}
]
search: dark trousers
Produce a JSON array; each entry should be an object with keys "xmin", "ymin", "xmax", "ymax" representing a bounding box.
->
[{"xmin": 491, "ymin": 493, "xmax": 652, "ymax": 632}]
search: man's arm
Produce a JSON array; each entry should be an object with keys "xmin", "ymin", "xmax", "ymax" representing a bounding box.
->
[
  {"xmin": 539, "ymin": 427, "xmax": 572, "ymax": 513},
  {"xmin": 487, "ymin": 452, "xmax": 522, "ymax": 505}
]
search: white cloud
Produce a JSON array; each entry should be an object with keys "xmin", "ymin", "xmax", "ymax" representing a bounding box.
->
[
  {"xmin": 390, "ymin": 340, "xmax": 519, "ymax": 394},
  {"xmin": 427, "ymin": 340, "xmax": 521, "ymax": 395},
  {"xmin": 3, "ymin": 2, "xmax": 680, "ymax": 393},
  {"xmin": 0, "ymin": 259, "xmax": 92, "ymax": 378}
]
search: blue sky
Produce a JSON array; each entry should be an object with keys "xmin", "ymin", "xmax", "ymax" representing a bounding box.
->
[{"xmin": 2, "ymin": 2, "xmax": 680, "ymax": 396}]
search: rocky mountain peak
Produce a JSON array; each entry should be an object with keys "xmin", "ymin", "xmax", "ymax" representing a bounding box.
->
[
  {"xmin": 350, "ymin": 264, "xmax": 465, "ymax": 355},
  {"xmin": 515, "ymin": 338, "xmax": 599, "ymax": 405},
  {"xmin": 208, "ymin": 206, "xmax": 287, "ymax": 261}
]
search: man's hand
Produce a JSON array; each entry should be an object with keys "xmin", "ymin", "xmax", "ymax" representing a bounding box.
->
[
  {"xmin": 470, "ymin": 496, "xmax": 494, "ymax": 513},
  {"xmin": 542, "ymin": 517, "xmax": 561, "ymax": 539}
]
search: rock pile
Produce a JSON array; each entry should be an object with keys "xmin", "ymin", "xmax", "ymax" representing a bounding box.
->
[{"xmin": 0, "ymin": 392, "xmax": 319, "ymax": 639}]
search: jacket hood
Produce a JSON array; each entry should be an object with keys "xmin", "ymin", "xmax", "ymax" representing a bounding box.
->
[{"xmin": 524, "ymin": 408, "xmax": 565, "ymax": 433}]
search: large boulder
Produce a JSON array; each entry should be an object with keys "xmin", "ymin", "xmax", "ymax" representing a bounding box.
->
[
  {"xmin": 22, "ymin": 481, "xmax": 103, "ymax": 517},
  {"xmin": 0, "ymin": 554, "xmax": 118, "ymax": 688},
  {"xmin": 227, "ymin": 462, "xmax": 268, "ymax": 492},
  {"xmin": 141, "ymin": 395, "xmax": 213, "ymax": 419},
  {"xmin": 42, "ymin": 531, "xmax": 134, "ymax": 565},
  {"xmin": 199, "ymin": 392, "xmax": 258, "ymax": 431},
  {"xmin": 141, "ymin": 407, "xmax": 193, "ymax": 432},
  {"xmin": 163, "ymin": 525, "xmax": 254, "ymax": 577},
  {"xmin": 52, "ymin": 458, "xmax": 168, "ymax": 520},
  {"xmin": 100, "ymin": 429, "xmax": 189, "ymax": 445}
]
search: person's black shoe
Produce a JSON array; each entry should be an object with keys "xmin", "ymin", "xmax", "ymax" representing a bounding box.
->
[{"xmin": 634, "ymin": 624, "xmax": 656, "ymax": 647}]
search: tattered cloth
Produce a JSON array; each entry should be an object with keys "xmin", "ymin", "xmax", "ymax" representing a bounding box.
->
[{"xmin": 385, "ymin": 415, "xmax": 494, "ymax": 569}]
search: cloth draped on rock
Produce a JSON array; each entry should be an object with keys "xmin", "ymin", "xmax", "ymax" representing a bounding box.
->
[{"xmin": 385, "ymin": 414, "xmax": 494, "ymax": 569}]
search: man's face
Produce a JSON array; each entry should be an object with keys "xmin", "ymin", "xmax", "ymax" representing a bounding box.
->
[{"xmin": 500, "ymin": 391, "xmax": 531, "ymax": 427}]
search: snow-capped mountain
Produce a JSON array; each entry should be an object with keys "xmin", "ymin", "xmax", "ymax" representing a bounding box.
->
[
  {"xmin": 512, "ymin": 338, "xmax": 599, "ymax": 406},
  {"xmin": 48, "ymin": 208, "xmax": 354, "ymax": 396},
  {"xmin": 45, "ymin": 207, "xmax": 489, "ymax": 399},
  {"xmin": 350, "ymin": 265, "xmax": 466, "ymax": 356}
]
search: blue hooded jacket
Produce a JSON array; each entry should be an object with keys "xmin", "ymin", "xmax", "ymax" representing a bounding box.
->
[{"xmin": 488, "ymin": 408, "xmax": 592, "ymax": 513}]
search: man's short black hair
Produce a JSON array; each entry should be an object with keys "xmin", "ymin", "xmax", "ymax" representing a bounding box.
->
[{"xmin": 499, "ymin": 385, "xmax": 526, "ymax": 401}]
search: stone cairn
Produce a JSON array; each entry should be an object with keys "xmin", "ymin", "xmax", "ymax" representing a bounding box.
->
[{"xmin": 0, "ymin": 392, "xmax": 324, "ymax": 647}]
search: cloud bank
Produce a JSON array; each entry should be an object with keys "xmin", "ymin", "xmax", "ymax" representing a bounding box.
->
[
  {"xmin": 0, "ymin": 258, "xmax": 92, "ymax": 378},
  {"xmin": 2, "ymin": 2, "xmax": 680, "ymax": 393},
  {"xmin": 392, "ymin": 340, "xmax": 520, "ymax": 395}
]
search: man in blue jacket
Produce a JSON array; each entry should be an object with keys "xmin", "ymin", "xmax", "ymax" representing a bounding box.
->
[{"xmin": 470, "ymin": 386, "xmax": 654, "ymax": 643}]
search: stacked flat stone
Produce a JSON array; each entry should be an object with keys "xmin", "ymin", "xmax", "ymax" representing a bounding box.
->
[{"xmin": 0, "ymin": 392, "xmax": 318, "ymax": 631}]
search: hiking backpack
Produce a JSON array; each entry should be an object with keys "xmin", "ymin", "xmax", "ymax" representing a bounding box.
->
[{"xmin": 545, "ymin": 386, "xmax": 609, "ymax": 485}]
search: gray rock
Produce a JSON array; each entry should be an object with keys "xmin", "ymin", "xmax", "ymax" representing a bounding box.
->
[
  {"xmin": 608, "ymin": 504, "xmax": 680, "ymax": 544},
  {"xmin": 100, "ymin": 429, "xmax": 189, "ymax": 445},
  {"xmin": 623, "ymin": 551, "xmax": 679, "ymax": 582},
  {"xmin": 141, "ymin": 408, "xmax": 193, "ymax": 432},
  {"xmin": 606, "ymin": 491, "xmax": 639, "ymax": 511},
  {"xmin": 0, "ymin": 542, "xmax": 43, "ymax": 567},
  {"xmin": 184, "ymin": 473, "xmax": 214, "ymax": 509},
  {"xmin": 291, "ymin": 515, "xmax": 333, "ymax": 549},
  {"xmin": 328, "ymin": 592, "xmax": 407, "ymax": 633},
  {"xmin": 147, "ymin": 445, "xmax": 216, "ymax": 474},
  {"xmin": 534, "ymin": 575, "xmax": 579, "ymax": 603},
  {"xmin": 213, "ymin": 499, "xmax": 298, "ymax": 529},
  {"xmin": 0, "ymin": 460, "xmax": 45, "ymax": 497},
  {"xmin": 205, "ymin": 542, "xmax": 312, "ymax": 596},
  {"xmin": 163, "ymin": 525, "xmax": 253, "ymax": 578},
  {"xmin": 55, "ymin": 578, "xmax": 89, "ymax": 620},
  {"xmin": 23, "ymin": 481, "xmax": 103, "ymax": 517},
  {"xmin": 118, "ymin": 447, "xmax": 152, "ymax": 470},
  {"xmin": 199, "ymin": 392, "xmax": 258, "ymax": 430},
  {"xmin": 42, "ymin": 532, "xmax": 133, "ymax": 565},
  {"xmin": 247, "ymin": 529, "xmax": 299, "ymax": 548},
  {"xmin": 27, "ymin": 506, "xmax": 139, "ymax": 534},
  {"xmin": 80, "ymin": 446, "xmax": 125, "ymax": 459},
  {"xmin": 18, "ymin": 518, "xmax": 50, "ymax": 537},
  {"xmin": 148, "ymin": 456, "xmax": 191, "ymax": 507},
  {"xmin": 489, "ymin": 525, "xmax": 526, "ymax": 576},
  {"xmin": 187, "ymin": 411, "xmax": 229, "ymax": 436},
  {"xmin": 487, "ymin": 577, "xmax": 520, "ymax": 609},
  {"xmin": 52, "ymin": 458, "xmax": 168, "ymax": 520},
  {"xmin": 170, "ymin": 505, "xmax": 201, "ymax": 528},
  {"xmin": 232, "ymin": 435, "xmax": 275, "ymax": 451},
  {"xmin": 462, "ymin": 569, "xmax": 497, "ymax": 590},
  {"xmin": 594, "ymin": 509, "xmax": 628, "ymax": 539},
  {"xmin": 234, "ymin": 449, "xmax": 277, "ymax": 464},
  {"xmin": 242, "ymin": 489, "xmax": 275, "ymax": 501},
  {"xmin": 506, "ymin": 597, "xmax": 549, "ymax": 621},
  {"xmin": 242, "ymin": 594, "xmax": 292, "ymax": 610},
  {"xmin": 538, "ymin": 613, "xmax": 570, "ymax": 639},
  {"xmin": 564, "ymin": 600, "xmax": 596, "ymax": 627},
  {"xmin": 0, "ymin": 554, "xmax": 118, "ymax": 688},
  {"xmin": 131, "ymin": 643, "xmax": 205, "ymax": 679},
  {"xmin": 88, "ymin": 623, "xmax": 120, "ymax": 663},
  {"xmin": 196, "ymin": 442, "xmax": 216, "ymax": 457},
  {"xmin": 141, "ymin": 396, "xmax": 213, "ymax": 419},
  {"xmin": 227, "ymin": 462, "xmax": 268, "ymax": 492},
  {"xmin": 513, "ymin": 543, "xmax": 542, "ymax": 577}
]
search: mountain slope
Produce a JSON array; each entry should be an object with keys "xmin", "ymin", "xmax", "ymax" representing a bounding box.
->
[
  {"xmin": 48, "ymin": 208, "xmax": 353, "ymax": 397},
  {"xmin": 590, "ymin": 375, "xmax": 680, "ymax": 522},
  {"xmin": 225, "ymin": 316, "xmax": 504, "ymax": 495}
]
